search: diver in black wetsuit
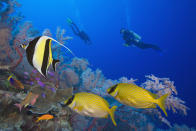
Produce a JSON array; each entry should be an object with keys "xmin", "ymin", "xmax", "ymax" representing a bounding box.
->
[
  {"xmin": 120, "ymin": 28, "xmax": 162, "ymax": 52},
  {"xmin": 67, "ymin": 18, "xmax": 91, "ymax": 44}
]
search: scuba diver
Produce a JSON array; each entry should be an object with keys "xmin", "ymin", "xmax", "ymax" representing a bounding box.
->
[
  {"xmin": 67, "ymin": 18, "xmax": 91, "ymax": 44},
  {"xmin": 120, "ymin": 28, "xmax": 162, "ymax": 52}
]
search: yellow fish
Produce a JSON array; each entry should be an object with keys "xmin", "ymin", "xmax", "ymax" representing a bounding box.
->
[
  {"xmin": 20, "ymin": 36, "xmax": 74, "ymax": 78},
  {"xmin": 64, "ymin": 92, "xmax": 117, "ymax": 126},
  {"xmin": 8, "ymin": 74, "xmax": 24, "ymax": 89},
  {"xmin": 107, "ymin": 83, "xmax": 169, "ymax": 116},
  {"xmin": 36, "ymin": 114, "xmax": 54, "ymax": 122}
]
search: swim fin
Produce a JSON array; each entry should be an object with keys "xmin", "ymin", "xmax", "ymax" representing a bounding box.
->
[{"xmin": 67, "ymin": 18, "xmax": 73, "ymax": 24}]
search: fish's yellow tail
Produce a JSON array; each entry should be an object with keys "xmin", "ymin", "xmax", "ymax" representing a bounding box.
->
[
  {"xmin": 109, "ymin": 106, "xmax": 117, "ymax": 126},
  {"xmin": 156, "ymin": 93, "xmax": 169, "ymax": 117},
  {"xmin": 8, "ymin": 74, "xmax": 13, "ymax": 81}
]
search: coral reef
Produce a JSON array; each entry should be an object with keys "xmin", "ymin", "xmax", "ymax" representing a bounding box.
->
[
  {"xmin": 56, "ymin": 26, "xmax": 73, "ymax": 44},
  {"xmin": 0, "ymin": 1, "xmax": 73, "ymax": 130},
  {"xmin": 141, "ymin": 74, "xmax": 189, "ymax": 115}
]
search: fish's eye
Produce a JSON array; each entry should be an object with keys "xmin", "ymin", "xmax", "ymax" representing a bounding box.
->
[
  {"xmin": 108, "ymin": 84, "xmax": 118, "ymax": 94},
  {"xmin": 65, "ymin": 95, "xmax": 75, "ymax": 106}
]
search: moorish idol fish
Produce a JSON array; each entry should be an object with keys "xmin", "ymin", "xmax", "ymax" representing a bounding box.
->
[{"xmin": 20, "ymin": 36, "xmax": 74, "ymax": 78}]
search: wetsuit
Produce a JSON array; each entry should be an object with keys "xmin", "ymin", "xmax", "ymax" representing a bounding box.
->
[
  {"xmin": 70, "ymin": 22, "xmax": 91, "ymax": 44},
  {"xmin": 122, "ymin": 29, "xmax": 162, "ymax": 51}
]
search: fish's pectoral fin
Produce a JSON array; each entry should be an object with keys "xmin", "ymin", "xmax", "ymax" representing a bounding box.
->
[
  {"xmin": 114, "ymin": 90, "xmax": 118, "ymax": 97},
  {"xmin": 71, "ymin": 101, "xmax": 76, "ymax": 109},
  {"xmin": 52, "ymin": 59, "xmax": 60, "ymax": 72},
  {"xmin": 77, "ymin": 106, "xmax": 84, "ymax": 112},
  {"xmin": 127, "ymin": 97, "xmax": 137, "ymax": 104}
]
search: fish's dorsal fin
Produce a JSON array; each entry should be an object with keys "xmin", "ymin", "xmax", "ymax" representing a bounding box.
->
[
  {"xmin": 77, "ymin": 106, "xmax": 84, "ymax": 112},
  {"xmin": 43, "ymin": 36, "xmax": 75, "ymax": 57}
]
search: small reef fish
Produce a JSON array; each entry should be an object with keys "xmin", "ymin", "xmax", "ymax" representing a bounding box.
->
[
  {"xmin": 8, "ymin": 74, "xmax": 24, "ymax": 89},
  {"xmin": 107, "ymin": 83, "xmax": 169, "ymax": 116},
  {"xmin": 20, "ymin": 36, "xmax": 74, "ymax": 78},
  {"xmin": 36, "ymin": 114, "xmax": 54, "ymax": 122},
  {"xmin": 64, "ymin": 92, "xmax": 117, "ymax": 126},
  {"xmin": 15, "ymin": 92, "xmax": 39, "ymax": 111}
]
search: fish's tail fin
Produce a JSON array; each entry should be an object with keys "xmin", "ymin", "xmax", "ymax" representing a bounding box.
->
[
  {"xmin": 156, "ymin": 93, "xmax": 169, "ymax": 117},
  {"xmin": 14, "ymin": 103, "xmax": 22, "ymax": 112},
  {"xmin": 52, "ymin": 59, "xmax": 60, "ymax": 72},
  {"xmin": 36, "ymin": 117, "xmax": 40, "ymax": 123},
  {"xmin": 109, "ymin": 106, "xmax": 117, "ymax": 126},
  {"xmin": 8, "ymin": 74, "xmax": 13, "ymax": 81},
  {"xmin": 45, "ymin": 36, "xmax": 75, "ymax": 57}
]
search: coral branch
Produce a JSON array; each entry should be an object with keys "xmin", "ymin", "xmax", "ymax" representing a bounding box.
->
[{"xmin": 10, "ymin": 45, "xmax": 23, "ymax": 71}]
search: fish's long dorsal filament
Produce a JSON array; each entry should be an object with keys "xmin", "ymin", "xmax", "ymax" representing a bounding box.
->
[{"xmin": 44, "ymin": 36, "xmax": 75, "ymax": 57}]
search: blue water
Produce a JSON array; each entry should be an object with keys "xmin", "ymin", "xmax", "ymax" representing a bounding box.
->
[{"xmin": 19, "ymin": 0, "xmax": 196, "ymax": 128}]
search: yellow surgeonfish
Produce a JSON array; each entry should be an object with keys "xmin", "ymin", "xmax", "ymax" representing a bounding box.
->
[
  {"xmin": 64, "ymin": 92, "xmax": 117, "ymax": 126},
  {"xmin": 107, "ymin": 83, "xmax": 169, "ymax": 116}
]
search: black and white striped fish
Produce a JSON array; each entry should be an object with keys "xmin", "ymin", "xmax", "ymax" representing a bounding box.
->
[{"xmin": 20, "ymin": 36, "xmax": 74, "ymax": 78}]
